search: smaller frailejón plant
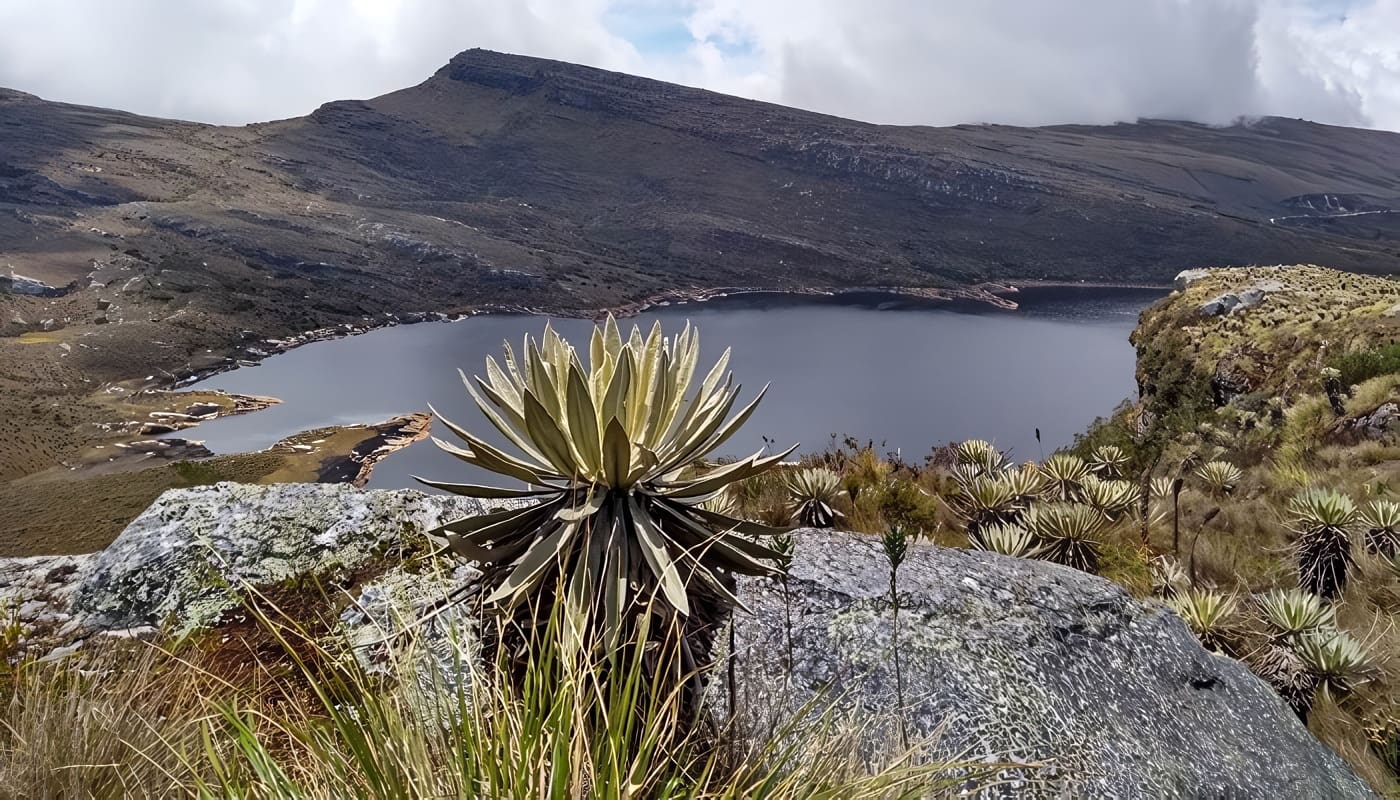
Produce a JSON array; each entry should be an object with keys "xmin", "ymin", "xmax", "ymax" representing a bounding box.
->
[
  {"xmin": 951, "ymin": 474, "xmax": 1022, "ymax": 535},
  {"xmin": 1088, "ymin": 445, "xmax": 1128, "ymax": 479},
  {"xmin": 1360, "ymin": 499, "xmax": 1400, "ymax": 558},
  {"xmin": 1297, "ymin": 631, "xmax": 1372, "ymax": 702},
  {"xmin": 1170, "ymin": 588, "xmax": 1236, "ymax": 652},
  {"xmin": 1194, "ymin": 460, "xmax": 1243, "ymax": 497},
  {"xmin": 1254, "ymin": 586, "xmax": 1343, "ymax": 720},
  {"xmin": 1079, "ymin": 475, "xmax": 1138, "ymax": 520},
  {"xmin": 955, "ymin": 439, "xmax": 1009, "ymax": 477},
  {"xmin": 1258, "ymin": 588, "xmax": 1336, "ymax": 641},
  {"xmin": 418, "ymin": 316, "xmax": 794, "ymax": 715},
  {"xmin": 1024, "ymin": 502, "xmax": 1106, "ymax": 572},
  {"xmin": 1287, "ymin": 489, "xmax": 1359, "ymax": 599},
  {"xmin": 784, "ymin": 467, "xmax": 847, "ymax": 528},
  {"xmin": 1040, "ymin": 454, "xmax": 1091, "ymax": 503},
  {"xmin": 968, "ymin": 521, "xmax": 1037, "ymax": 558}
]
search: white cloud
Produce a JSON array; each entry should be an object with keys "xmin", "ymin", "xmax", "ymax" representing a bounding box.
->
[
  {"xmin": 0, "ymin": 0, "xmax": 1396, "ymax": 131},
  {"xmin": 0, "ymin": 0, "xmax": 644, "ymax": 123}
]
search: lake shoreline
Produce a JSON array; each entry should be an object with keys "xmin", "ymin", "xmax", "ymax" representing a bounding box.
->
[
  {"xmin": 151, "ymin": 281, "xmax": 1167, "ymax": 487},
  {"xmin": 182, "ymin": 280, "xmax": 1170, "ymax": 387}
]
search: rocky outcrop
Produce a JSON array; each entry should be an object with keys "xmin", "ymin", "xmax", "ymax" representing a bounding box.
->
[
  {"xmin": 0, "ymin": 270, "xmax": 72, "ymax": 297},
  {"xmin": 1340, "ymin": 402, "xmax": 1400, "ymax": 441},
  {"xmin": 65, "ymin": 483, "xmax": 492, "ymax": 633},
  {"xmin": 0, "ymin": 483, "xmax": 1373, "ymax": 798},
  {"xmin": 1199, "ymin": 279, "xmax": 1284, "ymax": 317}
]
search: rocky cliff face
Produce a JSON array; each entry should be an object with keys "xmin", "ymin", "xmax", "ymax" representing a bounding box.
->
[{"xmin": 0, "ymin": 482, "xmax": 1372, "ymax": 798}]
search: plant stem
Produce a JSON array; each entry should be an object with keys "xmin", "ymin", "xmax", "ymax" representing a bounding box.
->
[{"xmin": 890, "ymin": 563, "xmax": 907, "ymax": 748}]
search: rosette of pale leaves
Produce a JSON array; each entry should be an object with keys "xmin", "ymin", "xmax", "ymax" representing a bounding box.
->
[
  {"xmin": 1194, "ymin": 460, "xmax": 1242, "ymax": 497},
  {"xmin": 1023, "ymin": 502, "xmax": 1106, "ymax": 573},
  {"xmin": 417, "ymin": 317, "xmax": 794, "ymax": 651},
  {"xmin": 1149, "ymin": 476, "xmax": 1178, "ymax": 501},
  {"xmin": 1256, "ymin": 588, "xmax": 1336, "ymax": 642},
  {"xmin": 1170, "ymin": 588, "xmax": 1237, "ymax": 651},
  {"xmin": 1287, "ymin": 488, "xmax": 1358, "ymax": 599},
  {"xmin": 1039, "ymin": 454, "xmax": 1091, "ymax": 503},
  {"xmin": 1296, "ymin": 630, "xmax": 1372, "ymax": 700},
  {"xmin": 954, "ymin": 439, "xmax": 1009, "ymax": 478},
  {"xmin": 951, "ymin": 474, "xmax": 1023, "ymax": 534},
  {"xmin": 1088, "ymin": 445, "xmax": 1128, "ymax": 479},
  {"xmin": 1001, "ymin": 463, "xmax": 1049, "ymax": 505},
  {"xmin": 1150, "ymin": 556, "xmax": 1189, "ymax": 598},
  {"xmin": 968, "ymin": 522, "xmax": 1038, "ymax": 558},
  {"xmin": 783, "ymin": 467, "xmax": 847, "ymax": 528},
  {"xmin": 1079, "ymin": 475, "xmax": 1139, "ymax": 520},
  {"xmin": 1360, "ymin": 499, "xmax": 1400, "ymax": 558}
]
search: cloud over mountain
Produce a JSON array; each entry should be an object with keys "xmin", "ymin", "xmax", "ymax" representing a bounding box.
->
[{"xmin": 0, "ymin": 0, "xmax": 1395, "ymax": 130}]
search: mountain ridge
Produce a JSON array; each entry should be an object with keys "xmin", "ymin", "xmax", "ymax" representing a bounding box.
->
[{"xmin": 1, "ymin": 48, "xmax": 1399, "ymax": 482}]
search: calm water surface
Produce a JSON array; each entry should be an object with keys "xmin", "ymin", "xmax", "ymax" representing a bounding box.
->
[{"xmin": 180, "ymin": 288, "xmax": 1164, "ymax": 490}]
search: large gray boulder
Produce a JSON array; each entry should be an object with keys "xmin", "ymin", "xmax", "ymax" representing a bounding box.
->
[
  {"xmin": 0, "ymin": 483, "xmax": 1373, "ymax": 798},
  {"xmin": 67, "ymin": 482, "xmax": 491, "ymax": 633},
  {"xmin": 732, "ymin": 530, "xmax": 1372, "ymax": 798}
]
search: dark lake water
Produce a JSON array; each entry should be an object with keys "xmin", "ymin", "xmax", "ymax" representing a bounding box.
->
[{"xmin": 179, "ymin": 287, "xmax": 1164, "ymax": 490}]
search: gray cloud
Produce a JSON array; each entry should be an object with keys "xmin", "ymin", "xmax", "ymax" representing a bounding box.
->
[{"xmin": 0, "ymin": 0, "xmax": 1395, "ymax": 131}]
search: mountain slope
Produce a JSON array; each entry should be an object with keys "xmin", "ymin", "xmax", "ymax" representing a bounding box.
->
[
  {"xmin": 3, "ymin": 48, "xmax": 1400, "ymax": 318},
  {"xmin": 0, "ymin": 49, "xmax": 1399, "ymax": 483}
]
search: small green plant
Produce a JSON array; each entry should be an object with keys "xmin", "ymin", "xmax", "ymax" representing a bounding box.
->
[
  {"xmin": 784, "ymin": 467, "xmax": 847, "ymax": 528},
  {"xmin": 171, "ymin": 460, "xmax": 223, "ymax": 486},
  {"xmin": 770, "ymin": 530, "xmax": 797, "ymax": 682},
  {"xmin": 1286, "ymin": 489, "xmax": 1359, "ymax": 599},
  {"xmin": 1332, "ymin": 341, "xmax": 1400, "ymax": 388},
  {"xmin": 881, "ymin": 523, "xmax": 910, "ymax": 746},
  {"xmin": 1170, "ymin": 588, "xmax": 1237, "ymax": 652},
  {"xmin": 1194, "ymin": 460, "xmax": 1243, "ymax": 497}
]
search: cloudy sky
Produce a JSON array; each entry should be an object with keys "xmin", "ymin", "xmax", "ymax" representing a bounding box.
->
[{"xmin": 0, "ymin": 0, "xmax": 1396, "ymax": 131}]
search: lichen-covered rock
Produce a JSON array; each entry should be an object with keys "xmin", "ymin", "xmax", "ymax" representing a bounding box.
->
[
  {"xmin": 66, "ymin": 482, "xmax": 489, "ymax": 633},
  {"xmin": 1174, "ymin": 268, "xmax": 1213, "ymax": 290},
  {"xmin": 1, "ymin": 484, "xmax": 1372, "ymax": 798},
  {"xmin": 731, "ymin": 530, "xmax": 1373, "ymax": 799},
  {"xmin": 1346, "ymin": 402, "xmax": 1400, "ymax": 440}
]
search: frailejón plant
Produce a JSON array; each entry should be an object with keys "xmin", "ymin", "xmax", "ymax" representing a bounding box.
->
[
  {"xmin": 1361, "ymin": 499, "xmax": 1400, "ymax": 558},
  {"xmin": 1286, "ymin": 489, "xmax": 1359, "ymax": 599},
  {"xmin": 784, "ymin": 467, "xmax": 847, "ymax": 528},
  {"xmin": 418, "ymin": 317, "xmax": 793, "ymax": 694}
]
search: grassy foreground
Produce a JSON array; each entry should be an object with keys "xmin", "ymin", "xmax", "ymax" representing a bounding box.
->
[{"xmin": 0, "ymin": 588, "xmax": 1002, "ymax": 799}]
